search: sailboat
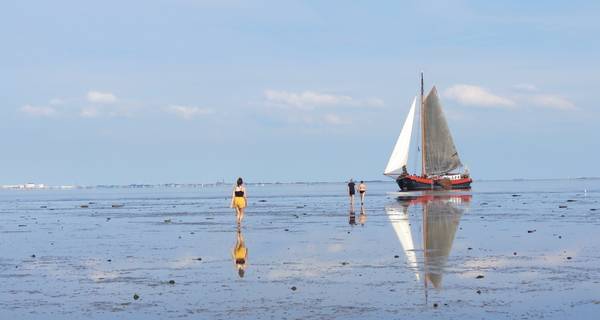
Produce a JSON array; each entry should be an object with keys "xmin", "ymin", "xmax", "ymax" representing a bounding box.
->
[
  {"xmin": 385, "ymin": 194, "xmax": 470, "ymax": 291},
  {"xmin": 384, "ymin": 73, "xmax": 472, "ymax": 191}
]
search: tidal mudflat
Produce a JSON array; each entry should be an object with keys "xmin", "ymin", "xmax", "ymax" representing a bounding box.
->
[{"xmin": 1, "ymin": 179, "xmax": 599, "ymax": 319}]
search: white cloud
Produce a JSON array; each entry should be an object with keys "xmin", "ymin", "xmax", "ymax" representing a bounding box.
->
[
  {"xmin": 166, "ymin": 105, "xmax": 214, "ymax": 120},
  {"xmin": 529, "ymin": 94, "xmax": 576, "ymax": 110},
  {"xmin": 513, "ymin": 83, "xmax": 538, "ymax": 92},
  {"xmin": 86, "ymin": 91, "xmax": 117, "ymax": 104},
  {"xmin": 323, "ymin": 114, "xmax": 351, "ymax": 125},
  {"xmin": 264, "ymin": 89, "xmax": 384, "ymax": 109},
  {"xmin": 444, "ymin": 84, "xmax": 515, "ymax": 108},
  {"xmin": 80, "ymin": 107, "xmax": 99, "ymax": 118},
  {"xmin": 19, "ymin": 105, "xmax": 56, "ymax": 117}
]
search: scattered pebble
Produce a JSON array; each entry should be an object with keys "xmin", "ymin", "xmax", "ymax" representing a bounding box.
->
[
  {"xmin": 566, "ymin": 199, "xmax": 576, "ymax": 202},
  {"xmin": 433, "ymin": 303, "xmax": 438, "ymax": 308},
  {"xmin": 476, "ymin": 275, "xmax": 484, "ymax": 279},
  {"xmin": 513, "ymin": 252, "xmax": 517, "ymax": 255},
  {"xmin": 112, "ymin": 204, "xmax": 124, "ymax": 208},
  {"xmin": 107, "ymin": 259, "xmax": 112, "ymax": 262},
  {"xmin": 196, "ymin": 257, "xmax": 202, "ymax": 261},
  {"xmin": 258, "ymin": 200, "xmax": 267, "ymax": 203},
  {"xmin": 567, "ymin": 256, "xmax": 572, "ymax": 260},
  {"xmin": 31, "ymin": 254, "xmax": 36, "ymax": 258},
  {"xmin": 169, "ymin": 280, "xmax": 175, "ymax": 285},
  {"xmin": 591, "ymin": 208, "xmax": 597, "ymax": 211},
  {"xmin": 527, "ymin": 230, "xmax": 536, "ymax": 233},
  {"xmin": 164, "ymin": 219, "xmax": 171, "ymax": 223},
  {"xmin": 476, "ymin": 290, "xmax": 482, "ymax": 294},
  {"xmin": 80, "ymin": 205, "xmax": 89, "ymax": 208},
  {"xmin": 291, "ymin": 286, "xmax": 297, "ymax": 291},
  {"xmin": 133, "ymin": 294, "xmax": 139, "ymax": 300},
  {"xmin": 468, "ymin": 247, "xmax": 473, "ymax": 250},
  {"xmin": 40, "ymin": 206, "xmax": 47, "ymax": 208},
  {"xmin": 481, "ymin": 202, "xmax": 488, "ymax": 205},
  {"xmin": 284, "ymin": 229, "xmax": 289, "ymax": 232},
  {"xmin": 558, "ymin": 205, "xmax": 567, "ymax": 209},
  {"xmin": 18, "ymin": 224, "xmax": 26, "ymax": 227},
  {"xmin": 394, "ymin": 255, "xmax": 399, "ymax": 258},
  {"xmin": 512, "ymin": 194, "xmax": 520, "ymax": 197},
  {"xmin": 341, "ymin": 262, "xmax": 349, "ymax": 266},
  {"xmin": 106, "ymin": 218, "xmax": 111, "ymax": 221},
  {"xmin": 558, "ymin": 236, "xmax": 562, "ymax": 239}
]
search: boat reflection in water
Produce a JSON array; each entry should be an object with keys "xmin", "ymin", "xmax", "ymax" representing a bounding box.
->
[{"xmin": 385, "ymin": 193, "xmax": 471, "ymax": 291}]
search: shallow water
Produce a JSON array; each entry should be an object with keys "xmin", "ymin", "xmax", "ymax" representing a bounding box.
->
[{"xmin": 1, "ymin": 179, "xmax": 599, "ymax": 319}]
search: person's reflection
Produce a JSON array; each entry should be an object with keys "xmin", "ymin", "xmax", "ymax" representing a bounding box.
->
[
  {"xmin": 349, "ymin": 208, "xmax": 356, "ymax": 226},
  {"xmin": 232, "ymin": 227, "xmax": 248, "ymax": 278},
  {"xmin": 359, "ymin": 206, "xmax": 367, "ymax": 226}
]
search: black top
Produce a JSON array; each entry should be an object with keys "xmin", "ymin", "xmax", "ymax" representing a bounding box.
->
[
  {"xmin": 235, "ymin": 190, "xmax": 244, "ymax": 197},
  {"xmin": 348, "ymin": 182, "xmax": 356, "ymax": 195}
]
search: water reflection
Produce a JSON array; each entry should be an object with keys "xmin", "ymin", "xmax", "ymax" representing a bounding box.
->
[
  {"xmin": 349, "ymin": 208, "xmax": 356, "ymax": 226},
  {"xmin": 386, "ymin": 194, "xmax": 471, "ymax": 289},
  {"xmin": 232, "ymin": 227, "xmax": 248, "ymax": 278},
  {"xmin": 358, "ymin": 206, "xmax": 367, "ymax": 226}
]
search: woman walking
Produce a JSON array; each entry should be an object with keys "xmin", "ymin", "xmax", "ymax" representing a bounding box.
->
[
  {"xmin": 358, "ymin": 181, "xmax": 367, "ymax": 205},
  {"xmin": 230, "ymin": 177, "xmax": 247, "ymax": 225}
]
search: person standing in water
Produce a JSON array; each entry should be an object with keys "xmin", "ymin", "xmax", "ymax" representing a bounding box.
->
[
  {"xmin": 358, "ymin": 181, "xmax": 367, "ymax": 205},
  {"xmin": 230, "ymin": 177, "xmax": 247, "ymax": 225},
  {"xmin": 232, "ymin": 227, "xmax": 248, "ymax": 278},
  {"xmin": 347, "ymin": 179, "xmax": 356, "ymax": 207}
]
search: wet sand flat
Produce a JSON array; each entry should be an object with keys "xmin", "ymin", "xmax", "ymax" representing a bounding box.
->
[{"xmin": 1, "ymin": 180, "xmax": 600, "ymax": 319}]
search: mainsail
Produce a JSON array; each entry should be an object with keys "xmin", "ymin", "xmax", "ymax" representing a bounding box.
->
[
  {"xmin": 423, "ymin": 87, "xmax": 462, "ymax": 175},
  {"xmin": 384, "ymin": 97, "xmax": 417, "ymax": 176}
]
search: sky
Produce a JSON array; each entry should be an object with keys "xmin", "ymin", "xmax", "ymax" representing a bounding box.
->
[{"xmin": 1, "ymin": 0, "xmax": 599, "ymax": 185}]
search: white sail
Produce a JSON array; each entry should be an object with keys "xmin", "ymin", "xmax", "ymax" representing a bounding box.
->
[
  {"xmin": 384, "ymin": 97, "xmax": 417, "ymax": 176},
  {"xmin": 386, "ymin": 204, "xmax": 420, "ymax": 281}
]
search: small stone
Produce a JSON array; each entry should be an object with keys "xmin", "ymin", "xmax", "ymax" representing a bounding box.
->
[
  {"xmin": 512, "ymin": 194, "xmax": 520, "ymax": 197},
  {"xmin": 476, "ymin": 275, "xmax": 484, "ymax": 279},
  {"xmin": 527, "ymin": 230, "xmax": 536, "ymax": 233},
  {"xmin": 558, "ymin": 236, "xmax": 562, "ymax": 239},
  {"xmin": 468, "ymin": 247, "xmax": 473, "ymax": 250},
  {"xmin": 513, "ymin": 252, "xmax": 517, "ymax": 255},
  {"xmin": 31, "ymin": 254, "xmax": 36, "ymax": 258},
  {"xmin": 164, "ymin": 219, "xmax": 171, "ymax": 223},
  {"xmin": 291, "ymin": 286, "xmax": 297, "ymax": 291},
  {"xmin": 566, "ymin": 199, "xmax": 576, "ymax": 202},
  {"xmin": 433, "ymin": 303, "xmax": 438, "ymax": 308},
  {"xmin": 559, "ymin": 205, "xmax": 567, "ymax": 208},
  {"xmin": 106, "ymin": 218, "xmax": 111, "ymax": 221},
  {"xmin": 590, "ymin": 208, "xmax": 597, "ymax": 211},
  {"xmin": 196, "ymin": 257, "xmax": 202, "ymax": 261},
  {"xmin": 341, "ymin": 262, "xmax": 349, "ymax": 266},
  {"xmin": 394, "ymin": 255, "xmax": 399, "ymax": 258},
  {"xmin": 133, "ymin": 294, "xmax": 139, "ymax": 300},
  {"xmin": 107, "ymin": 259, "xmax": 112, "ymax": 262},
  {"xmin": 259, "ymin": 200, "xmax": 267, "ymax": 203},
  {"xmin": 561, "ymin": 215, "xmax": 565, "ymax": 217},
  {"xmin": 168, "ymin": 280, "xmax": 175, "ymax": 284},
  {"xmin": 80, "ymin": 205, "xmax": 89, "ymax": 208},
  {"xmin": 284, "ymin": 229, "xmax": 289, "ymax": 231},
  {"xmin": 566, "ymin": 256, "xmax": 572, "ymax": 260},
  {"xmin": 476, "ymin": 290, "xmax": 481, "ymax": 294}
]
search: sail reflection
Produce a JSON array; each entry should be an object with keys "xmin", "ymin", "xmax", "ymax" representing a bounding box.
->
[{"xmin": 385, "ymin": 193, "xmax": 470, "ymax": 289}]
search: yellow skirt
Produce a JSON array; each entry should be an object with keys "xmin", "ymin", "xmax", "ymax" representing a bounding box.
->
[{"xmin": 233, "ymin": 196, "xmax": 246, "ymax": 209}]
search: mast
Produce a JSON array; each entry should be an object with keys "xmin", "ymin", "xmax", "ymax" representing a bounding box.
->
[{"xmin": 420, "ymin": 72, "xmax": 426, "ymax": 177}]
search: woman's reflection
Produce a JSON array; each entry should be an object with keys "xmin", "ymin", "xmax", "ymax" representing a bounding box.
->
[
  {"xmin": 359, "ymin": 206, "xmax": 367, "ymax": 226},
  {"xmin": 232, "ymin": 227, "xmax": 248, "ymax": 278}
]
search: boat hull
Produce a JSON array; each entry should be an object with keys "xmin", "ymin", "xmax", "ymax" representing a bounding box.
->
[{"xmin": 396, "ymin": 175, "xmax": 472, "ymax": 191}]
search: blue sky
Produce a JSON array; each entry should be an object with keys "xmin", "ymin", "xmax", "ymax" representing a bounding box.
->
[{"xmin": 1, "ymin": 0, "xmax": 599, "ymax": 185}]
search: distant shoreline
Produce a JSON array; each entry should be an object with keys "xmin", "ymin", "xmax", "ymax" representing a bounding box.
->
[{"xmin": 1, "ymin": 177, "xmax": 598, "ymax": 190}]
